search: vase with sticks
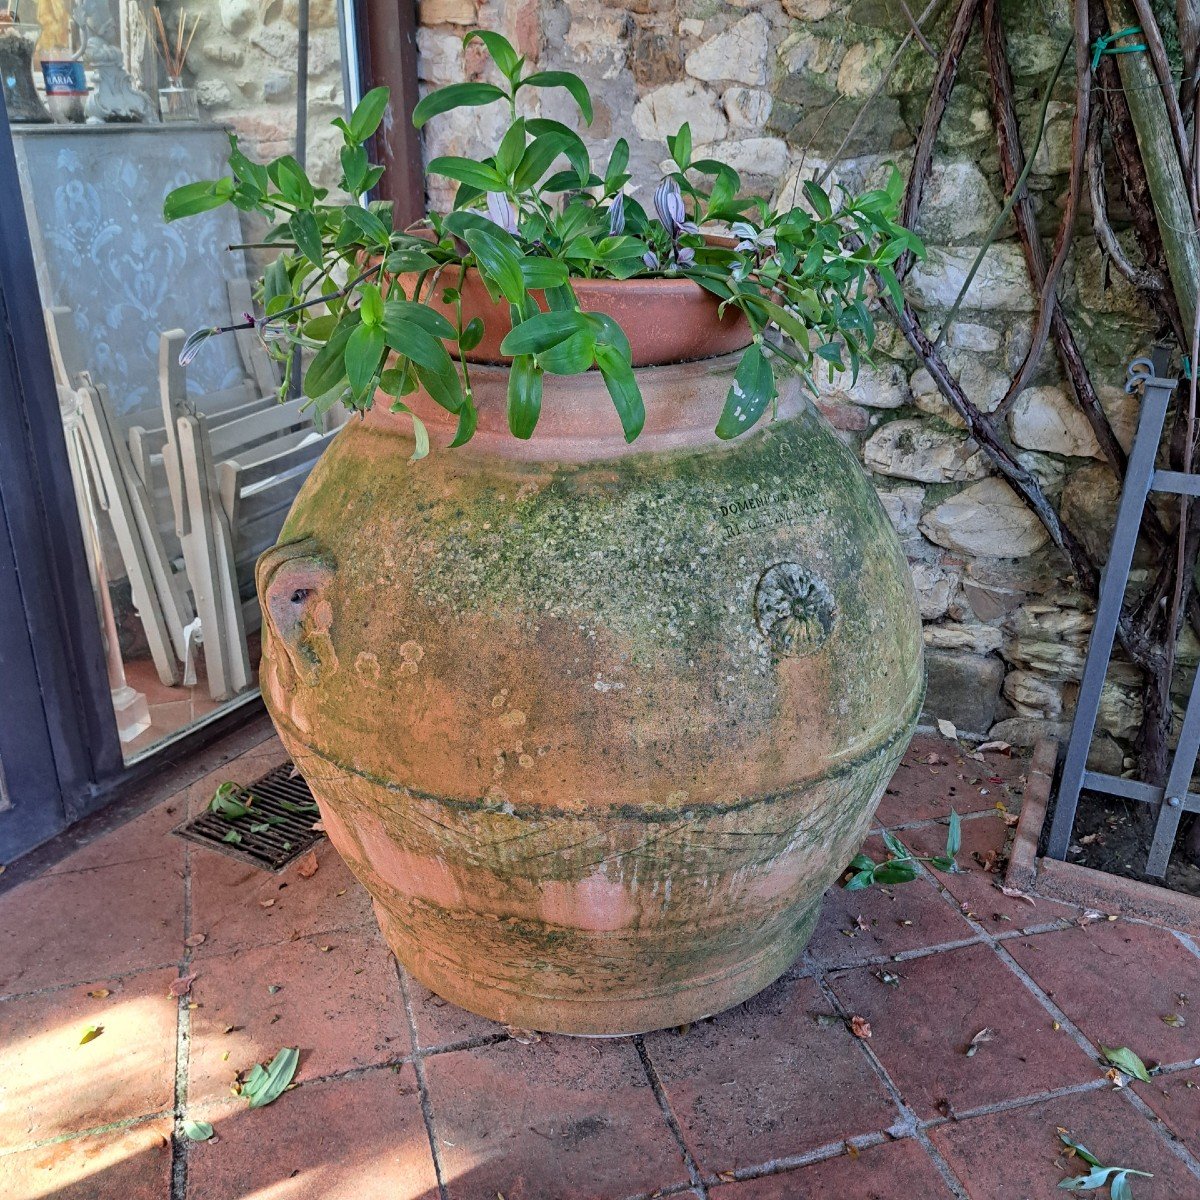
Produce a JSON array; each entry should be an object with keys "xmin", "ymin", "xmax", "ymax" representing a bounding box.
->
[
  {"xmin": 0, "ymin": 4, "xmax": 52, "ymax": 122},
  {"xmin": 154, "ymin": 7, "xmax": 199, "ymax": 123}
]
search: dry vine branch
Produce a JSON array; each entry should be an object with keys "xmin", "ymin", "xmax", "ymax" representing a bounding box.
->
[{"xmin": 897, "ymin": 0, "xmax": 984, "ymax": 279}]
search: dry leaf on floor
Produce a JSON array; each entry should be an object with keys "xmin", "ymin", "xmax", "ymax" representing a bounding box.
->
[
  {"xmin": 503, "ymin": 1025, "xmax": 541, "ymax": 1044},
  {"xmin": 997, "ymin": 884, "xmax": 1037, "ymax": 906},
  {"xmin": 1162, "ymin": 1013, "xmax": 1186, "ymax": 1028},
  {"xmin": 184, "ymin": 933, "xmax": 207, "ymax": 948},
  {"xmin": 296, "ymin": 850, "xmax": 319, "ymax": 878},
  {"xmin": 311, "ymin": 821, "xmax": 325, "ymax": 832},
  {"xmin": 965, "ymin": 1027, "xmax": 994, "ymax": 1057},
  {"xmin": 850, "ymin": 1015, "xmax": 872, "ymax": 1039},
  {"xmin": 259, "ymin": 898, "xmax": 276, "ymax": 908},
  {"xmin": 169, "ymin": 973, "xmax": 198, "ymax": 998},
  {"xmin": 977, "ymin": 740, "xmax": 1012, "ymax": 755},
  {"xmin": 86, "ymin": 988, "xmax": 111, "ymax": 1000},
  {"xmin": 936, "ymin": 718, "xmax": 958, "ymax": 740}
]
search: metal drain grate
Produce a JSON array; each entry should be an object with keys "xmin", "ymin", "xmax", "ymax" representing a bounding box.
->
[{"xmin": 173, "ymin": 761, "xmax": 324, "ymax": 871}]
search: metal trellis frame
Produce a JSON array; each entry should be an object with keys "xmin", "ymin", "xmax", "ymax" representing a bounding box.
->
[{"xmin": 1047, "ymin": 350, "xmax": 1200, "ymax": 877}]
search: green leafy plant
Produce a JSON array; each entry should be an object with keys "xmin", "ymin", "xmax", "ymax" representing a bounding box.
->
[
  {"xmin": 1057, "ymin": 1131, "xmax": 1152, "ymax": 1196},
  {"xmin": 164, "ymin": 29, "xmax": 921, "ymax": 451},
  {"xmin": 843, "ymin": 809, "xmax": 961, "ymax": 889}
]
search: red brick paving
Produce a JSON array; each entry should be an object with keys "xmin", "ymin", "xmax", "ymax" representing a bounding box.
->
[
  {"xmin": 930, "ymin": 1084, "xmax": 1198, "ymax": 1200},
  {"xmin": 827, "ymin": 942, "xmax": 1099, "ymax": 1119},
  {"xmin": 0, "ymin": 733, "xmax": 1197, "ymax": 1200},
  {"xmin": 708, "ymin": 1138, "xmax": 956, "ymax": 1198},
  {"xmin": 1006, "ymin": 922, "xmax": 1200, "ymax": 1067}
]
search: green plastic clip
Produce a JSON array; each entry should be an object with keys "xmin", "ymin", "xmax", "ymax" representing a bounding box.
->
[{"xmin": 1091, "ymin": 26, "xmax": 1147, "ymax": 71}]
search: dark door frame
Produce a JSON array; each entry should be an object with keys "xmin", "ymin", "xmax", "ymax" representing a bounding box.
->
[{"xmin": 0, "ymin": 4, "xmax": 423, "ymax": 862}]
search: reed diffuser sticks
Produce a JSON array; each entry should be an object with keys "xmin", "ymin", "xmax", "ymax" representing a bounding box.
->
[{"xmin": 153, "ymin": 6, "xmax": 200, "ymax": 80}]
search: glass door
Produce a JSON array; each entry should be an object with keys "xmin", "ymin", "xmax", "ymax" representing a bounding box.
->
[{"xmin": 2, "ymin": 0, "xmax": 359, "ymax": 764}]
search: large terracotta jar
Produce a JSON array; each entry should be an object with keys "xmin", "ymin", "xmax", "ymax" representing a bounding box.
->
[{"xmin": 256, "ymin": 291, "xmax": 924, "ymax": 1035}]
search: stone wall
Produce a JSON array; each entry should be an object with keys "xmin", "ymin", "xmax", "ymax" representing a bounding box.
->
[{"xmin": 414, "ymin": 0, "xmax": 1162, "ymax": 761}]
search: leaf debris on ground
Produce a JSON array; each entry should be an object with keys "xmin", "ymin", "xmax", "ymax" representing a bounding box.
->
[{"xmin": 239, "ymin": 1046, "xmax": 299, "ymax": 1108}]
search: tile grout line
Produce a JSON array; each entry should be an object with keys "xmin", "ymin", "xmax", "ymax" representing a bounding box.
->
[
  {"xmin": 169, "ymin": 842, "xmax": 195, "ymax": 1200},
  {"xmin": 914, "ymin": 855, "xmax": 1200, "ymax": 1184},
  {"xmin": 697, "ymin": 1131, "xmax": 894, "ymax": 1188},
  {"xmin": 0, "ymin": 1110, "xmax": 175, "ymax": 1161},
  {"xmin": 395, "ymin": 965, "xmax": 451, "ymax": 1200},
  {"xmin": 634, "ymin": 1036, "xmax": 711, "ymax": 1200},
  {"xmin": 804, "ymin": 958, "xmax": 971, "ymax": 1200}
]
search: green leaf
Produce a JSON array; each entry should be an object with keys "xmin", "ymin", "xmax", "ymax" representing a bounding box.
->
[
  {"xmin": 449, "ymin": 394, "xmax": 478, "ymax": 447},
  {"xmin": 304, "ymin": 314, "xmax": 361, "ymax": 399},
  {"xmin": 946, "ymin": 809, "xmax": 961, "ymax": 859},
  {"xmin": 348, "ymin": 86, "xmax": 390, "ymax": 143},
  {"xmin": 519, "ymin": 70, "xmax": 594, "ymax": 124},
  {"xmin": 459, "ymin": 316, "xmax": 485, "ymax": 352},
  {"xmin": 715, "ymin": 344, "xmax": 776, "ymax": 439},
  {"xmin": 289, "ymin": 211, "xmax": 324, "ymax": 267},
  {"xmin": 1058, "ymin": 1167, "xmax": 1119, "ymax": 1191},
  {"xmin": 269, "ymin": 155, "xmax": 315, "ymax": 207},
  {"xmin": 183, "ymin": 1119, "xmax": 215, "ymax": 1142},
  {"xmin": 519, "ymin": 258, "xmax": 570, "ymax": 290},
  {"xmin": 339, "ymin": 205, "xmax": 391, "ymax": 247},
  {"xmin": 1100, "ymin": 1046, "xmax": 1152, "ymax": 1083},
  {"xmin": 667, "ymin": 122, "xmax": 692, "ymax": 170},
  {"xmin": 222, "ymin": 829, "xmax": 243, "ymax": 845},
  {"xmin": 1058, "ymin": 1134, "xmax": 1102, "ymax": 1168},
  {"xmin": 242, "ymin": 1047, "xmax": 299, "ymax": 1109},
  {"xmin": 930, "ymin": 855, "xmax": 955, "ymax": 872},
  {"xmin": 495, "ymin": 118, "xmax": 527, "ymax": 179},
  {"xmin": 384, "ymin": 247, "xmax": 440, "ymax": 275},
  {"xmin": 844, "ymin": 870, "xmax": 875, "ymax": 891},
  {"xmin": 359, "ymin": 283, "xmax": 384, "ymax": 327},
  {"xmin": 803, "ymin": 179, "xmax": 833, "ymax": 220},
  {"xmin": 387, "ymin": 400, "xmax": 430, "ymax": 462},
  {"xmin": 464, "ymin": 29, "xmax": 521, "ymax": 79},
  {"xmin": 345, "ymin": 323, "xmax": 384, "ymax": 396},
  {"xmin": 463, "ymin": 227, "xmax": 526, "ymax": 304},
  {"xmin": 882, "ymin": 829, "xmax": 910, "ymax": 860},
  {"xmin": 1110, "ymin": 1172, "xmax": 1133, "ymax": 1200},
  {"xmin": 427, "ymin": 156, "xmax": 508, "ymax": 192},
  {"xmin": 80, "ymin": 1024, "xmax": 103, "ymax": 1045},
  {"xmin": 412, "ymin": 82, "xmax": 508, "ymax": 129},
  {"xmin": 605, "ymin": 138, "xmax": 629, "ymax": 186},
  {"xmin": 872, "ymin": 861, "xmax": 919, "ymax": 885},
  {"xmin": 381, "ymin": 315, "xmax": 454, "ymax": 373},
  {"xmin": 595, "ymin": 344, "xmax": 645, "ymax": 443},
  {"xmin": 209, "ymin": 782, "xmax": 251, "ymax": 819},
  {"xmin": 499, "ymin": 309, "xmax": 591, "ymax": 356},
  {"xmin": 507, "ymin": 355, "xmax": 544, "ymax": 439},
  {"xmin": 848, "ymin": 853, "xmax": 876, "ymax": 872},
  {"xmin": 163, "ymin": 178, "xmax": 234, "ymax": 222},
  {"xmin": 413, "ymin": 359, "xmax": 466, "ymax": 414},
  {"xmin": 383, "ymin": 299, "xmax": 457, "ymax": 340},
  {"xmin": 537, "ymin": 330, "xmax": 596, "ymax": 375},
  {"xmin": 513, "ymin": 131, "xmax": 577, "ymax": 191}
]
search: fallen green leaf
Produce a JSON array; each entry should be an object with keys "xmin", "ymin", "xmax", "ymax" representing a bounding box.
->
[
  {"xmin": 182, "ymin": 1119, "xmax": 214, "ymax": 1141},
  {"xmin": 80, "ymin": 1024, "xmax": 103, "ymax": 1045},
  {"xmin": 242, "ymin": 1046, "xmax": 299, "ymax": 1109},
  {"xmin": 1101, "ymin": 1045, "xmax": 1152, "ymax": 1083}
]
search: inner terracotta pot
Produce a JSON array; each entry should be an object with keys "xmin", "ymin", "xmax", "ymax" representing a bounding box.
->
[{"xmin": 397, "ymin": 261, "xmax": 753, "ymax": 367}]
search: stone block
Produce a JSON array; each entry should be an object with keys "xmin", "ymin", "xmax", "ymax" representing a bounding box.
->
[
  {"xmin": 863, "ymin": 419, "xmax": 989, "ymax": 483},
  {"xmin": 920, "ymin": 478, "xmax": 1050, "ymax": 557},
  {"xmin": 632, "ymin": 80, "xmax": 726, "ymax": 143},
  {"xmin": 419, "ymin": 0, "xmax": 478, "ymax": 24},
  {"xmin": 723, "ymin": 86, "xmax": 772, "ymax": 131},
  {"xmin": 1008, "ymin": 385, "xmax": 1100, "ymax": 458},
  {"xmin": 921, "ymin": 648, "xmax": 1005, "ymax": 737},
  {"xmin": 908, "ymin": 244, "xmax": 1036, "ymax": 313},
  {"xmin": 684, "ymin": 13, "xmax": 769, "ymax": 86}
]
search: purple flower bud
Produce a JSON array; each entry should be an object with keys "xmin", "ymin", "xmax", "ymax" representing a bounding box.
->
[
  {"xmin": 485, "ymin": 191, "xmax": 519, "ymax": 236},
  {"xmin": 179, "ymin": 327, "xmax": 220, "ymax": 366},
  {"xmin": 608, "ymin": 190, "xmax": 625, "ymax": 236},
  {"xmin": 653, "ymin": 177, "xmax": 687, "ymax": 237},
  {"xmin": 643, "ymin": 250, "xmax": 660, "ymax": 271},
  {"xmin": 676, "ymin": 246, "xmax": 695, "ymax": 268}
]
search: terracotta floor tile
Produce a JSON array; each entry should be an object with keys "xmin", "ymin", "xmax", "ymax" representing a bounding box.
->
[
  {"xmin": 906, "ymin": 812, "xmax": 1080, "ymax": 931},
  {"xmin": 0, "ymin": 849, "xmax": 184, "ymax": 995},
  {"xmin": 1005, "ymin": 923, "xmax": 1200, "ymax": 1067},
  {"xmin": 808, "ymin": 837, "xmax": 976, "ymax": 968},
  {"xmin": 45, "ymin": 799, "xmax": 186, "ymax": 877},
  {"xmin": 401, "ymin": 969, "xmax": 506, "ymax": 1050},
  {"xmin": 1136, "ymin": 1067, "xmax": 1200, "ymax": 1153},
  {"xmin": 189, "ymin": 837, "xmax": 375, "ymax": 958},
  {"xmin": 186, "ymin": 1070, "xmax": 438, "ymax": 1200},
  {"xmin": 0, "ymin": 1118, "xmax": 173, "ymax": 1200},
  {"xmin": 709, "ymin": 1138, "xmax": 955, "ymax": 1197},
  {"xmin": 931, "ymin": 1084, "xmax": 1198, "ymax": 1199},
  {"xmin": 643, "ymin": 975, "xmax": 900, "ymax": 1175},
  {"xmin": 187, "ymin": 930, "xmax": 408, "ymax": 1105},
  {"xmin": 875, "ymin": 736, "xmax": 1025, "ymax": 828},
  {"xmin": 424, "ymin": 1036, "xmax": 686, "ymax": 1200},
  {"xmin": 0, "ymin": 970, "xmax": 178, "ymax": 1150},
  {"xmin": 828, "ymin": 943, "xmax": 1097, "ymax": 1119}
]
